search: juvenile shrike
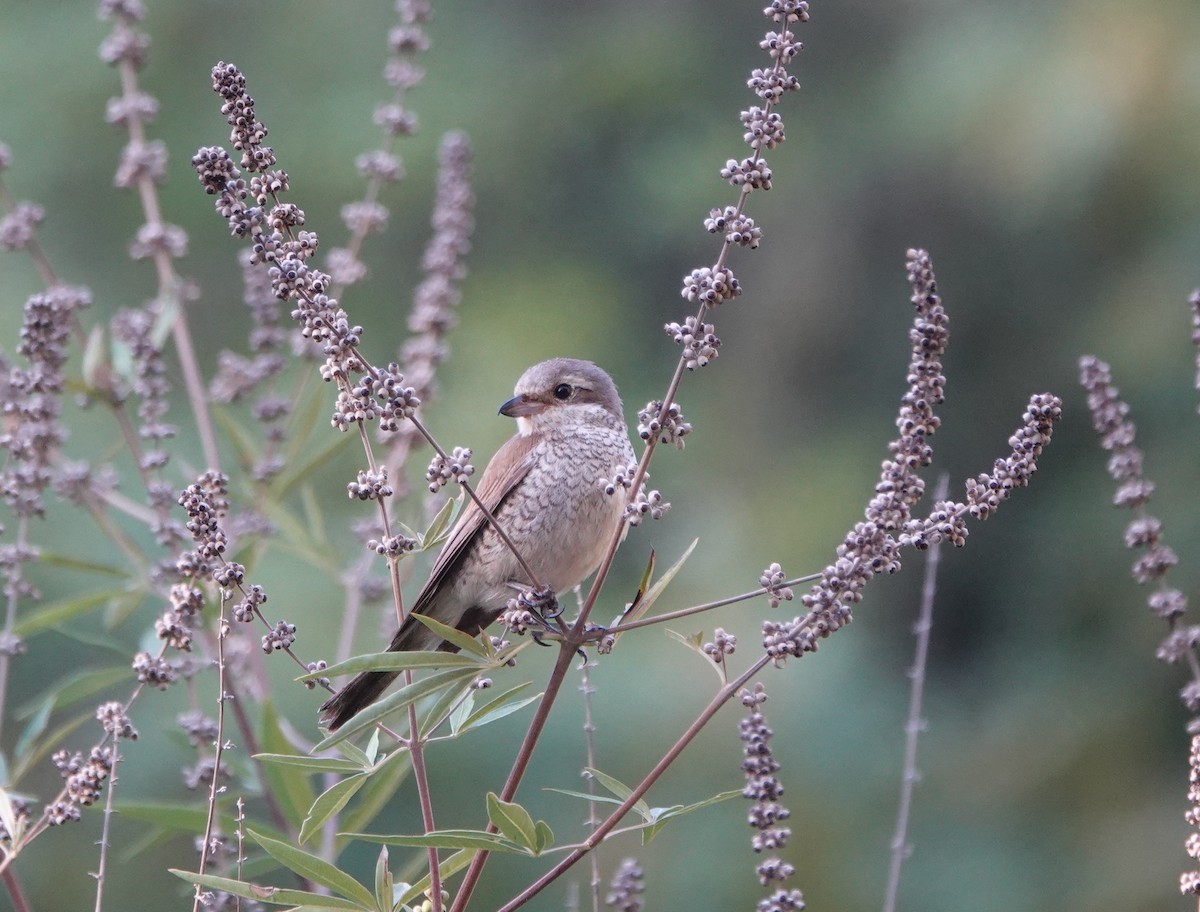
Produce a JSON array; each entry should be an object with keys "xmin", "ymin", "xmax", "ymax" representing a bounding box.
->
[{"xmin": 321, "ymin": 358, "xmax": 635, "ymax": 730}]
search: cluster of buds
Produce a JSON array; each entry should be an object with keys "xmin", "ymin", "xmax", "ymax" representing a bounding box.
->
[{"xmin": 425, "ymin": 446, "xmax": 475, "ymax": 492}]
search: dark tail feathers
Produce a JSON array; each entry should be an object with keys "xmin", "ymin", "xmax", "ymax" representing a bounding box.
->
[
  {"xmin": 319, "ymin": 668, "xmax": 398, "ymax": 731},
  {"xmin": 319, "ymin": 609, "xmax": 462, "ymax": 730}
]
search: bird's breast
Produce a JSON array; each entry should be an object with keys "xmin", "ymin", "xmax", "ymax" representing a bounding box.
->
[{"xmin": 491, "ymin": 424, "xmax": 634, "ymax": 593}]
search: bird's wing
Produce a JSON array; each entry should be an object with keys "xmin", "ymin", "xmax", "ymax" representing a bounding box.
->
[{"xmin": 409, "ymin": 432, "xmax": 543, "ymax": 615}]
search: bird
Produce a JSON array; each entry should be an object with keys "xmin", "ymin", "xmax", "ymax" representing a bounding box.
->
[{"xmin": 320, "ymin": 358, "xmax": 636, "ymax": 730}]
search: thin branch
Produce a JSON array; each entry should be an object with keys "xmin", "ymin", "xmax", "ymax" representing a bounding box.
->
[
  {"xmin": 578, "ymin": 654, "xmax": 602, "ymax": 912},
  {"xmin": 495, "ymin": 655, "xmax": 771, "ymax": 912},
  {"xmin": 192, "ymin": 602, "xmax": 231, "ymax": 912},
  {"xmin": 602, "ymin": 575, "xmax": 818, "ymax": 636},
  {"xmin": 882, "ymin": 473, "xmax": 946, "ymax": 912},
  {"xmin": 92, "ymin": 739, "xmax": 123, "ymax": 912}
]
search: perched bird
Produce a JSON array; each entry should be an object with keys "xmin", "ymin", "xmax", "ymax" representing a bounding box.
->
[{"xmin": 321, "ymin": 358, "xmax": 635, "ymax": 730}]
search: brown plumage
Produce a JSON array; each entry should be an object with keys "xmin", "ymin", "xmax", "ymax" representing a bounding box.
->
[{"xmin": 320, "ymin": 358, "xmax": 635, "ymax": 730}]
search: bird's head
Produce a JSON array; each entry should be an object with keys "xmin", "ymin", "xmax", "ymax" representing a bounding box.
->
[{"xmin": 499, "ymin": 358, "xmax": 625, "ymax": 436}]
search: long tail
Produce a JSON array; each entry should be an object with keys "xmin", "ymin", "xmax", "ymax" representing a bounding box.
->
[
  {"xmin": 319, "ymin": 668, "xmax": 397, "ymax": 732},
  {"xmin": 319, "ymin": 609, "xmax": 462, "ymax": 730}
]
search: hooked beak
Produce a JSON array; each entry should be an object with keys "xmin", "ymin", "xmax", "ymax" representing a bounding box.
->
[{"xmin": 499, "ymin": 394, "xmax": 547, "ymax": 418}]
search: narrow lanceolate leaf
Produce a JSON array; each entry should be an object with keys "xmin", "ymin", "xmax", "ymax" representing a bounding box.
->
[
  {"xmin": 665, "ymin": 628, "xmax": 707, "ymax": 657},
  {"xmin": 373, "ymin": 846, "xmax": 392, "ymax": 912},
  {"xmin": 114, "ymin": 802, "xmax": 249, "ymax": 838},
  {"xmin": 584, "ymin": 767, "xmax": 652, "ymax": 820},
  {"xmin": 168, "ymin": 870, "xmax": 368, "ymax": 910},
  {"xmin": 616, "ymin": 538, "xmax": 698, "ymax": 634},
  {"xmin": 14, "ymin": 589, "xmax": 124, "ymax": 637},
  {"xmin": 338, "ymin": 748, "xmax": 412, "ymax": 837},
  {"xmin": 271, "ymin": 428, "xmax": 355, "ymax": 501},
  {"xmin": 398, "ymin": 849, "xmax": 473, "ymax": 907},
  {"xmin": 253, "ymin": 753, "xmax": 366, "ymax": 775},
  {"xmin": 299, "ymin": 773, "xmax": 370, "ymax": 845},
  {"xmin": 258, "ymin": 701, "xmax": 318, "ymax": 831},
  {"xmin": 421, "ymin": 495, "xmax": 458, "ymax": 549},
  {"xmin": 486, "ymin": 792, "xmax": 538, "ymax": 851},
  {"xmin": 0, "ymin": 789, "xmax": 24, "ymax": 850},
  {"xmin": 248, "ymin": 829, "xmax": 377, "ymax": 908},
  {"xmin": 12, "ymin": 710, "xmax": 92, "ymax": 785},
  {"xmin": 419, "ymin": 675, "xmax": 475, "ymax": 740},
  {"xmin": 345, "ymin": 829, "xmax": 526, "ymax": 853},
  {"xmin": 665, "ymin": 627, "xmax": 727, "ymax": 681},
  {"xmin": 542, "ymin": 788, "xmax": 625, "ymax": 808},
  {"xmin": 456, "ymin": 684, "xmax": 542, "ymax": 736},
  {"xmin": 302, "ymin": 650, "xmax": 483, "ymax": 682},
  {"xmin": 533, "ymin": 819, "xmax": 555, "ymax": 855},
  {"xmin": 623, "ymin": 548, "xmax": 656, "ymax": 621},
  {"xmin": 337, "ymin": 738, "xmax": 372, "ymax": 768},
  {"xmin": 407, "ymin": 613, "xmax": 491, "ymax": 657},
  {"xmin": 314, "ymin": 667, "xmax": 482, "ymax": 749},
  {"xmin": 448, "ymin": 688, "xmax": 477, "ymax": 735},
  {"xmin": 606, "ymin": 538, "xmax": 699, "ymax": 650},
  {"xmin": 639, "ymin": 789, "xmax": 743, "ymax": 844}
]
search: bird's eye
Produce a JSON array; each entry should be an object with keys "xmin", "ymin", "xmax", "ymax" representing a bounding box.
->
[{"xmin": 553, "ymin": 383, "xmax": 572, "ymax": 401}]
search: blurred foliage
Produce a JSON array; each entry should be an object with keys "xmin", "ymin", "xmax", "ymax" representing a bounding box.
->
[{"xmin": 0, "ymin": 0, "xmax": 1198, "ymax": 910}]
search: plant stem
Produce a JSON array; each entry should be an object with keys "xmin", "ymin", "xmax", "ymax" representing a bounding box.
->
[
  {"xmin": 882, "ymin": 475, "xmax": 946, "ymax": 912},
  {"xmin": 496, "ymin": 654, "xmax": 772, "ymax": 912}
]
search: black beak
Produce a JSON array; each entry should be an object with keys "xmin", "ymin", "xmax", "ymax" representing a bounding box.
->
[{"xmin": 499, "ymin": 394, "xmax": 547, "ymax": 418}]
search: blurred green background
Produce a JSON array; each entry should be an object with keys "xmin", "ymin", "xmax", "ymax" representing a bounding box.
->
[{"xmin": 1, "ymin": 0, "xmax": 1199, "ymax": 910}]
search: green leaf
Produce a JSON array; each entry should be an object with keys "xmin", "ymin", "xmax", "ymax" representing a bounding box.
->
[
  {"xmin": 308, "ymin": 650, "xmax": 482, "ymax": 682},
  {"xmin": 248, "ymin": 828, "xmax": 377, "ymax": 908},
  {"xmin": 374, "ymin": 846, "xmax": 392, "ymax": 912},
  {"xmin": 665, "ymin": 628, "xmax": 707, "ymax": 655},
  {"xmin": 460, "ymin": 694, "xmax": 541, "ymax": 734},
  {"xmin": 272, "ymin": 430, "xmax": 356, "ymax": 500},
  {"xmin": 623, "ymin": 548, "xmax": 655, "ymax": 621},
  {"xmin": 486, "ymin": 793, "xmax": 538, "ymax": 851},
  {"xmin": 150, "ymin": 291, "xmax": 179, "ymax": 348},
  {"xmin": 397, "ymin": 849, "xmax": 473, "ymax": 907},
  {"xmin": 258, "ymin": 702, "xmax": 318, "ymax": 830},
  {"xmin": 584, "ymin": 767, "xmax": 651, "ymax": 820},
  {"xmin": 81, "ymin": 323, "xmax": 109, "ymax": 395},
  {"xmin": 168, "ymin": 870, "xmax": 369, "ymax": 910},
  {"xmin": 640, "ymin": 789, "xmax": 742, "ymax": 844},
  {"xmin": 256, "ymin": 495, "xmax": 349, "ymax": 581},
  {"xmin": 27, "ymin": 666, "xmax": 133, "ymax": 716},
  {"xmin": 533, "ymin": 819, "xmax": 554, "ymax": 855},
  {"xmin": 35, "ymin": 551, "xmax": 128, "ymax": 577},
  {"xmin": 612, "ymin": 539, "xmax": 699, "ymax": 641},
  {"xmin": 447, "ymin": 689, "xmax": 476, "ymax": 735},
  {"xmin": 455, "ymin": 682, "xmax": 540, "ymax": 736},
  {"xmin": 104, "ymin": 588, "xmax": 149, "ymax": 628},
  {"xmin": 421, "ymin": 495, "xmax": 458, "ymax": 549},
  {"xmin": 117, "ymin": 802, "xmax": 246, "ymax": 837},
  {"xmin": 665, "ymin": 627, "xmax": 727, "ymax": 681},
  {"xmin": 337, "ymin": 739, "xmax": 373, "ymax": 768},
  {"xmin": 419, "ymin": 676, "xmax": 474, "ymax": 740},
  {"xmin": 345, "ymin": 829, "xmax": 525, "ymax": 853},
  {"xmin": 212, "ymin": 405, "xmax": 263, "ymax": 477},
  {"xmin": 363, "ymin": 728, "xmax": 381, "ymax": 765},
  {"xmin": 542, "ymin": 788, "xmax": 625, "ymax": 808},
  {"xmin": 299, "ymin": 773, "xmax": 369, "ymax": 845},
  {"xmin": 14, "ymin": 589, "xmax": 125, "ymax": 637},
  {"xmin": 0, "ymin": 788, "xmax": 26, "ymax": 849},
  {"xmin": 339, "ymin": 748, "xmax": 412, "ymax": 838},
  {"xmin": 299, "ymin": 483, "xmax": 328, "ymax": 554},
  {"xmin": 110, "ymin": 331, "xmax": 134, "ymax": 382},
  {"xmin": 314, "ymin": 668, "xmax": 481, "ymax": 749},
  {"xmin": 10, "ymin": 710, "xmax": 91, "ymax": 786},
  {"xmin": 254, "ymin": 753, "xmax": 366, "ymax": 775},
  {"xmin": 406, "ymin": 614, "xmax": 491, "ymax": 658},
  {"xmin": 13, "ymin": 700, "xmax": 51, "ymax": 760}
]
